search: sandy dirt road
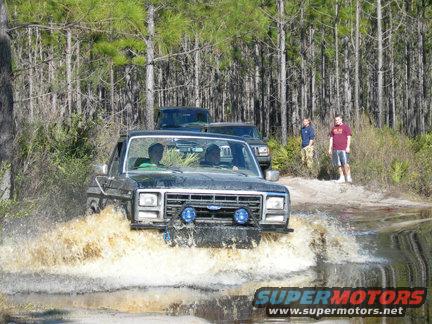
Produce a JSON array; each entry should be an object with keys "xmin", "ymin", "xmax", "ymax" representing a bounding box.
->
[{"xmin": 279, "ymin": 176, "xmax": 431, "ymax": 209}]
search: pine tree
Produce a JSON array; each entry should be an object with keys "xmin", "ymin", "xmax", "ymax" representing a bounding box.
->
[{"xmin": 0, "ymin": 0, "xmax": 14, "ymax": 199}]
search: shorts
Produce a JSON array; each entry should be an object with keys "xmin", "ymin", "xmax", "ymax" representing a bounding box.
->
[{"xmin": 332, "ymin": 150, "xmax": 349, "ymax": 166}]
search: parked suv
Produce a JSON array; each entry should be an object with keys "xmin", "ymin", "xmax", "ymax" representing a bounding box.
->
[{"xmin": 204, "ymin": 123, "xmax": 271, "ymax": 171}]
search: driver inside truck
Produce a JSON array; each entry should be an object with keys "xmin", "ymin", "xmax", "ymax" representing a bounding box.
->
[
  {"xmin": 133, "ymin": 143, "xmax": 165, "ymax": 169},
  {"xmin": 148, "ymin": 143, "xmax": 164, "ymax": 165},
  {"xmin": 202, "ymin": 144, "xmax": 221, "ymax": 166}
]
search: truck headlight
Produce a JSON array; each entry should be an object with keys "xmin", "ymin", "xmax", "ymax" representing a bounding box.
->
[
  {"xmin": 139, "ymin": 193, "xmax": 158, "ymax": 206},
  {"xmin": 258, "ymin": 146, "xmax": 269, "ymax": 156},
  {"xmin": 266, "ymin": 196, "xmax": 284, "ymax": 210}
]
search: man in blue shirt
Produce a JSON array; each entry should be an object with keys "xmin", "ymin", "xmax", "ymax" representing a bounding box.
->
[{"xmin": 301, "ymin": 118, "xmax": 315, "ymax": 168}]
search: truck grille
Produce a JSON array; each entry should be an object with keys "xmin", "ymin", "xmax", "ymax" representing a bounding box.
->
[{"xmin": 164, "ymin": 192, "xmax": 262, "ymax": 223}]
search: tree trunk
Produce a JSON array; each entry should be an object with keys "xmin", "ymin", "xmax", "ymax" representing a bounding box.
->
[
  {"xmin": 48, "ymin": 23, "xmax": 57, "ymax": 116},
  {"xmin": 376, "ymin": 0, "xmax": 384, "ymax": 127},
  {"xmin": 194, "ymin": 35, "xmax": 200, "ymax": 107},
  {"xmin": 292, "ymin": 66, "xmax": 300, "ymax": 135},
  {"xmin": 35, "ymin": 26, "xmax": 43, "ymax": 117},
  {"xmin": 343, "ymin": 36, "xmax": 351, "ymax": 120},
  {"xmin": 389, "ymin": 10, "xmax": 396, "ymax": 129},
  {"xmin": 417, "ymin": 8, "xmax": 425, "ymax": 134},
  {"xmin": 157, "ymin": 65, "xmax": 162, "ymax": 108},
  {"xmin": 320, "ymin": 39, "xmax": 327, "ymax": 120},
  {"xmin": 76, "ymin": 39, "xmax": 82, "ymax": 115},
  {"xmin": 27, "ymin": 27, "xmax": 34, "ymax": 120},
  {"xmin": 310, "ymin": 27, "xmax": 316, "ymax": 119},
  {"xmin": 260, "ymin": 44, "xmax": 266, "ymax": 134},
  {"xmin": 110, "ymin": 59, "xmax": 115, "ymax": 120},
  {"xmin": 404, "ymin": 42, "xmax": 412, "ymax": 134},
  {"xmin": 124, "ymin": 64, "xmax": 133, "ymax": 126},
  {"xmin": 0, "ymin": 0, "xmax": 14, "ymax": 200},
  {"xmin": 253, "ymin": 43, "xmax": 260, "ymax": 126},
  {"xmin": 145, "ymin": 4, "xmax": 155, "ymax": 129},
  {"xmin": 300, "ymin": 3, "xmax": 306, "ymax": 120},
  {"xmin": 265, "ymin": 58, "xmax": 271, "ymax": 137},
  {"xmin": 334, "ymin": 1, "xmax": 340, "ymax": 114},
  {"xmin": 404, "ymin": 0, "xmax": 414, "ymax": 135},
  {"xmin": 278, "ymin": 0, "xmax": 287, "ymax": 144},
  {"xmin": 420, "ymin": 0, "xmax": 429, "ymax": 131},
  {"xmin": 66, "ymin": 28, "xmax": 73, "ymax": 120},
  {"xmin": 354, "ymin": 0, "xmax": 361, "ymax": 123}
]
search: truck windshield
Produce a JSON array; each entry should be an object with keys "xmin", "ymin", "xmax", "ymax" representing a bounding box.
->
[
  {"xmin": 207, "ymin": 126, "xmax": 261, "ymax": 139},
  {"xmin": 125, "ymin": 136, "xmax": 260, "ymax": 177},
  {"xmin": 158, "ymin": 109, "xmax": 210, "ymax": 128}
]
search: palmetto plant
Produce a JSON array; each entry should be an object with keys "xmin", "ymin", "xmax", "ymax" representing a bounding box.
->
[{"xmin": 161, "ymin": 149, "xmax": 200, "ymax": 167}]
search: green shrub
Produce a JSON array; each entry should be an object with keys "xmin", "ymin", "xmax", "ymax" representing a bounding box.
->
[
  {"xmin": 14, "ymin": 115, "xmax": 97, "ymax": 216},
  {"xmin": 268, "ymin": 137, "xmax": 303, "ymax": 174},
  {"xmin": 413, "ymin": 132, "xmax": 432, "ymax": 152},
  {"xmin": 409, "ymin": 133, "xmax": 432, "ymax": 196},
  {"xmin": 161, "ymin": 149, "xmax": 200, "ymax": 167},
  {"xmin": 390, "ymin": 159, "xmax": 409, "ymax": 184}
]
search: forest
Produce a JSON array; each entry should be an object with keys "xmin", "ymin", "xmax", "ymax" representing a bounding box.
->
[{"xmin": 0, "ymin": 0, "xmax": 432, "ymax": 215}]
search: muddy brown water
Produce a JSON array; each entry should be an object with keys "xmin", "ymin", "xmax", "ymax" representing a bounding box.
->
[{"xmin": 0, "ymin": 206, "xmax": 431, "ymax": 323}]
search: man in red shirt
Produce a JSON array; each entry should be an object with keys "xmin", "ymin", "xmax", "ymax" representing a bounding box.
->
[{"xmin": 328, "ymin": 114, "xmax": 352, "ymax": 183}]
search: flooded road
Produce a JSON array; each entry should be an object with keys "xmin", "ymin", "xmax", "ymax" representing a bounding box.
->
[{"xmin": 1, "ymin": 206, "xmax": 431, "ymax": 322}]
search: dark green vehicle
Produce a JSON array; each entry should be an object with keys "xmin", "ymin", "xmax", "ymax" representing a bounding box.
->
[
  {"xmin": 86, "ymin": 131, "xmax": 292, "ymax": 247},
  {"xmin": 204, "ymin": 122, "xmax": 271, "ymax": 171},
  {"xmin": 155, "ymin": 107, "xmax": 211, "ymax": 131}
]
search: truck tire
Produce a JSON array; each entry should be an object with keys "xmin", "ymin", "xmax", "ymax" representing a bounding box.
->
[
  {"xmin": 114, "ymin": 201, "xmax": 133, "ymax": 221},
  {"xmin": 86, "ymin": 197, "xmax": 100, "ymax": 215}
]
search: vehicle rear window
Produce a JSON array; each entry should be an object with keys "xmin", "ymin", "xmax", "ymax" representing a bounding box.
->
[
  {"xmin": 159, "ymin": 110, "xmax": 210, "ymax": 128},
  {"xmin": 207, "ymin": 126, "xmax": 260, "ymax": 139}
]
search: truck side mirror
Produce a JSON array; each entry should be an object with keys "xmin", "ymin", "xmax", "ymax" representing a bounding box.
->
[
  {"xmin": 265, "ymin": 170, "xmax": 279, "ymax": 182},
  {"xmin": 95, "ymin": 164, "xmax": 108, "ymax": 175}
]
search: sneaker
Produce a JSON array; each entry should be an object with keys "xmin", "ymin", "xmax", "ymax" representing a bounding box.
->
[
  {"xmin": 335, "ymin": 177, "xmax": 345, "ymax": 183},
  {"xmin": 346, "ymin": 175, "xmax": 352, "ymax": 183}
]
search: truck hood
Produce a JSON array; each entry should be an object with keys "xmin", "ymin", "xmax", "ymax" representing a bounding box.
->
[{"xmin": 127, "ymin": 172, "xmax": 286, "ymax": 193}]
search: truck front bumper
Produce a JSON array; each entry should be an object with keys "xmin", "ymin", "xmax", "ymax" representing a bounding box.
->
[
  {"xmin": 130, "ymin": 222, "xmax": 293, "ymax": 248},
  {"xmin": 130, "ymin": 222, "xmax": 293, "ymax": 233}
]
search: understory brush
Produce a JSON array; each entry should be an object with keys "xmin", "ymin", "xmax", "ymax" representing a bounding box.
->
[
  {"xmin": 13, "ymin": 115, "xmax": 120, "ymax": 220},
  {"xmin": 410, "ymin": 133, "xmax": 432, "ymax": 196}
]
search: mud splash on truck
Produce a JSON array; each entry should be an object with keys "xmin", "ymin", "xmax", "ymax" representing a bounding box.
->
[{"xmin": 0, "ymin": 207, "xmax": 368, "ymax": 293}]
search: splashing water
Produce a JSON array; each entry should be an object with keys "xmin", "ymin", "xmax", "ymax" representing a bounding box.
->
[{"xmin": 0, "ymin": 207, "xmax": 369, "ymax": 293}]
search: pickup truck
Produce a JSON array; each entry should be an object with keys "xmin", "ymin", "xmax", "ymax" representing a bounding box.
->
[{"xmin": 86, "ymin": 131, "xmax": 292, "ymax": 247}]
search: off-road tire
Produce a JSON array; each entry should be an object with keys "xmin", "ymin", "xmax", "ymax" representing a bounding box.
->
[{"xmin": 86, "ymin": 197, "xmax": 100, "ymax": 215}]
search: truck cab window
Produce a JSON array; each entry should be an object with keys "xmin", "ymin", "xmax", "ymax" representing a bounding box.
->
[{"xmin": 109, "ymin": 141, "xmax": 123, "ymax": 176}]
